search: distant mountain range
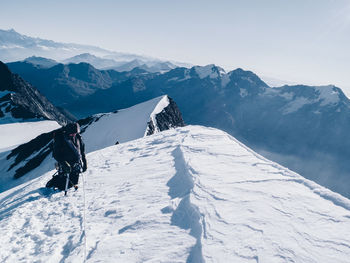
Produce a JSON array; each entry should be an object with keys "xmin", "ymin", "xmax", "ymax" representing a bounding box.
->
[
  {"xmin": 2, "ymin": 28, "xmax": 350, "ymax": 198},
  {"xmin": 63, "ymin": 53, "xmax": 178, "ymax": 73},
  {"xmin": 7, "ymin": 60, "xmax": 350, "ymax": 198},
  {"xmin": 0, "ymin": 29, "xmax": 188, "ymax": 72},
  {"xmin": 7, "ymin": 59, "xmax": 152, "ymax": 108}
]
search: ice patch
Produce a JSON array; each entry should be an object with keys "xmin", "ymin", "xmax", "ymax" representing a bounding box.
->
[
  {"xmin": 221, "ymin": 73, "xmax": 231, "ymax": 87},
  {"xmin": 278, "ymin": 92, "xmax": 294, "ymax": 100},
  {"xmin": 315, "ymin": 85, "xmax": 340, "ymax": 106},
  {"xmin": 240, "ymin": 88, "xmax": 248, "ymax": 98},
  {"xmin": 194, "ymin": 64, "xmax": 224, "ymax": 79},
  {"xmin": 282, "ymin": 97, "xmax": 314, "ymax": 114}
]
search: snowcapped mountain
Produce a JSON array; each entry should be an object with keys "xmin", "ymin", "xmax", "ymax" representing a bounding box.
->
[
  {"xmin": 6, "ymin": 59, "xmax": 350, "ymax": 197},
  {"xmin": 0, "ymin": 61, "xmax": 69, "ymax": 125},
  {"xmin": 0, "ymin": 125, "xmax": 349, "ymax": 262},
  {"xmin": 193, "ymin": 64, "xmax": 226, "ymax": 79},
  {"xmin": 0, "ymin": 29, "xmax": 185, "ymax": 72},
  {"xmin": 0, "ymin": 95, "xmax": 184, "ymax": 192},
  {"xmin": 64, "ymin": 53, "xmax": 178, "ymax": 73},
  {"xmin": 63, "ymin": 53, "xmax": 122, "ymax": 69},
  {"xmin": 0, "ymin": 28, "xmax": 139, "ymax": 62}
]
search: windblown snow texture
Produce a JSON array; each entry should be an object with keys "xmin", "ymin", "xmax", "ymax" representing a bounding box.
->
[{"xmin": 0, "ymin": 126, "xmax": 349, "ymax": 262}]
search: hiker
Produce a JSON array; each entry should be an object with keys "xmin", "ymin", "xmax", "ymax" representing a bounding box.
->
[{"xmin": 46, "ymin": 122, "xmax": 87, "ymax": 191}]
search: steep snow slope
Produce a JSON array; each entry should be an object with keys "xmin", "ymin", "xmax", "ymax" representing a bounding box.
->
[
  {"xmin": 1, "ymin": 126, "xmax": 349, "ymax": 263},
  {"xmin": 83, "ymin": 95, "xmax": 171, "ymax": 153},
  {"xmin": 0, "ymin": 120, "xmax": 60, "ymax": 152}
]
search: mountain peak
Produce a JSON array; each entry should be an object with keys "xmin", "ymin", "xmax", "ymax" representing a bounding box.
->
[
  {"xmin": 23, "ymin": 56, "xmax": 58, "ymax": 68},
  {"xmin": 193, "ymin": 64, "xmax": 226, "ymax": 79}
]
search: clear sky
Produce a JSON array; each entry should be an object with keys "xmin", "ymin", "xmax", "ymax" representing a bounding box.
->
[{"xmin": 1, "ymin": 0, "xmax": 349, "ymax": 93}]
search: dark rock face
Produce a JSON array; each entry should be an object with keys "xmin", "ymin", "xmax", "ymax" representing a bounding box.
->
[
  {"xmin": 155, "ymin": 97, "xmax": 185, "ymax": 132},
  {"xmin": 0, "ymin": 61, "xmax": 71, "ymax": 124},
  {"xmin": 146, "ymin": 97, "xmax": 185, "ymax": 136}
]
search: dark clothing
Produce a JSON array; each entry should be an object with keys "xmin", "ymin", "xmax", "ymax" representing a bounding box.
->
[
  {"xmin": 48, "ymin": 125, "xmax": 87, "ymax": 190},
  {"xmin": 45, "ymin": 168, "xmax": 80, "ymax": 190},
  {"xmin": 53, "ymin": 132, "xmax": 86, "ymax": 166}
]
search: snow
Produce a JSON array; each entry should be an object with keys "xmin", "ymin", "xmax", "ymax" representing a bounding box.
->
[
  {"xmin": 0, "ymin": 96, "xmax": 172, "ymax": 194},
  {"xmin": 278, "ymin": 91, "xmax": 294, "ymax": 100},
  {"xmin": 240, "ymin": 88, "xmax": 249, "ymax": 98},
  {"xmin": 221, "ymin": 72, "xmax": 231, "ymax": 88},
  {"xmin": 147, "ymin": 95, "xmax": 170, "ymax": 134},
  {"xmin": 82, "ymin": 96, "xmax": 169, "ymax": 153},
  {"xmin": 0, "ymin": 121, "xmax": 60, "ymax": 152},
  {"xmin": 280, "ymin": 85, "xmax": 340, "ymax": 114},
  {"xmin": 194, "ymin": 64, "xmax": 224, "ymax": 79},
  {"xmin": 282, "ymin": 97, "xmax": 314, "ymax": 114},
  {"xmin": 0, "ymin": 125, "xmax": 350, "ymax": 262},
  {"xmin": 315, "ymin": 85, "xmax": 340, "ymax": 106}
]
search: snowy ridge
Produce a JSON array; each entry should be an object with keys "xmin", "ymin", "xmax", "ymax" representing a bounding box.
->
[
  {"xmin": 83, "ymin": 95, "xmax": 170, "ymax": 153},
  {"xmin": 145, "ymin": 96, "xmax": 170, "ymax": 135},
  {"xmin": 0, "ymin": 126, "xmax": 349, "ymax": 262}
]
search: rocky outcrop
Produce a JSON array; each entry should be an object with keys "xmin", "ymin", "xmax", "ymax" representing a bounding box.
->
[
  {"xmin": 147, "ymin": 97, "xmax": 185, "ymax": 135},
  {"xmin": 0, "ymin": 61, "xmax": 71, "ymax": 124}
]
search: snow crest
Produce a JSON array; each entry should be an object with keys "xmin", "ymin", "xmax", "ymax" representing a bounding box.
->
[{"xmin": 1, "ymin": 126, "xmax": 350, "ymax": 262}]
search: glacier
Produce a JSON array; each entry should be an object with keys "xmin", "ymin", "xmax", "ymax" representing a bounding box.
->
[{"xmin": 1, "ymin": 126, "xmax": 350, "ymax": 262}]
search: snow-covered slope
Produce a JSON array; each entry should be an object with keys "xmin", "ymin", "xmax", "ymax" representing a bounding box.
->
[
  {"xmin": 81, "ymin": 95, "xmax": 181, "ymax": 153},
  {"xmin": 0, "ymin": 126, "xmax": 349, "ymax": 262},
  {"xmin": 0, "ymin": 120, "xmax": 60, "ymax": 152},
  {"xmin": 0, "ymin": 95, "xmax": 184, "ymax": 192}
]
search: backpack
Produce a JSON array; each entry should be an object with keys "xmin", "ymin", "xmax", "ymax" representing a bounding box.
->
[{"xmin": 52, "ymin": 123, "xmax": 83, "ymax": 164}]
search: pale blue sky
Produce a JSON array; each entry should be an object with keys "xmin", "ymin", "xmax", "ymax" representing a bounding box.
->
[{"xmin": 1, "ymin": 0, "xmax": 350, "ymax": 93}]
